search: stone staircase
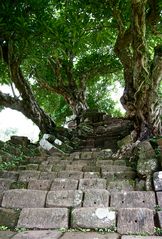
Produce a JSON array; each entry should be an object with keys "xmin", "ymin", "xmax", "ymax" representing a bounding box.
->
[{"xmin": 0, "ymin": 149, "xmax": 162, "ymax": 239}]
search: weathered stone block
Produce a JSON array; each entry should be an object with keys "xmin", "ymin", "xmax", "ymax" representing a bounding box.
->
[
  {"xmin": 60, "ymin": 232, "xmax": 120, "ymax": 239},
  {"xmin": 80, "ymin": 151, "xmax": 92, "ymax": 160},
  {"xmin": 46, "ymin": 190, "xmax": 83, "ymax": 208},
  {"xmin": 52, "ymin": 165, "xmax": 66, "ymax": 172},
  {"xmin": 58, "ymin": 171, "xmax": 83, "ymax": 179},
  {"xmin": 84, "ymin": 172, "xmax": 100, "ymax": 178},
  {"xmin": 50, "ymin": 179, "xmax": 78, "ymax": 190},
  {"xmin": 107, "ymin": 180, "xmax": 134, "ymax": 193},
  {"xmin": 83, "ymin": 190, "xmax": 109, "ymax": 207},
  {"xmin": 0, "ymin": 208, "xmax": 20, "ymax": 227},
  {"xmin": 0, "ymin": 231, "xmax": 16, "ymax": 238},
  {"xmin": 0, "ymin": 171, "xmax": 19, "ymax": 180},
  {"xmin": 102, "ymin": 172, "xmax": 115, "ymax": 180},
  {"xmin": 156, "ymin": 192, "xmax": 162, "ymax": 208},
  {"xmin": 12, "ymin": 230, "xmax": 63, "ymax": 239},
  {"xmin": 110, "ymin": 191, "xmax": 156, "ymax": 209},
  {"xmin": 2, "ymin": 189, "xmax": 47, "ymax": 208},
  {"xmin": 66, "ymin": 164, "xmax": 83, "ymax": 171},
  {"xmin": 101, "ymin": 165, "xmax": 131, "ymax": 172},
  {"xmin": 17, "ymin": 208, "xmax": 69, "ymax": 229},
  {"xmin": 28, "ymin": 180, "xmax": 52, "ymax": 190},
  {"xmin": 0, "ymin": 178, "xmax": 14, "ymax": 191},
  {"xmin": 39, "ymin": 164, "xmax": 53, "ymax": 172},
  {"xmin": 39, "ymin": 172, "xmax": 58, "ymax": 180},
  {"xmin": 117, "ymin": 208, "xmax": 154, "ymax": 235},
  {"xmin": 72, "ymin": 207, "xmax": 116, "ymax": 229},
  {"xmin": 26, "ymin": 164, "xmax": 39, "ymax": 170},
  {"xmin": 18, "ymin": 170, "xmax": 40, "ymax": 181},
  {"xmin": 158, "ymin": 211, "xmax": 162, "ymax": 228},
  {"xmin": 79, "ymin": 179, "xmax": 106, "ymax": 190},
  {"xmin": 82, "ymin": 166, "xmax": 101, "ymax": 172},
  {"xmin": 96, "ymin": 160, "xmax": 113, "ymax": 166},
  {"xmin": 153, "ymin": 171, "xmax": 162, "ymax": 191}
]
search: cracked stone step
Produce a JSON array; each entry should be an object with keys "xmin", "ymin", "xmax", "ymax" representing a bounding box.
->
[
  {"xmin": 60, "ymin": 232, "xmax": 120, "ymax": 239},
  {"xmin": 12, "ymin": 230, "xmax": 63, "ymax": 239},
  {"xmin": 72, "ymin": 207, "xmax": 116, "ymax": 229},
  {"xmin": 1, "ymin": 189, "xmax": 47, "ymax": 208},
  {"xmin": 110, "ymin": 191, "xmax": 156, "ymax": 209},
  {"xmin": 83, "ymin": 189, "xmax": 110, "ymax": 207},
  {"xmin": 17, "ymin": 208, "xmax": 69, "ymax": 229},
  {"xmin": 117, "ymin": 208, "xmax": 155, "ymax": 235},
  {"xmin": 46, "ymin": 190, "xmax": 83, "ymax": 208}
]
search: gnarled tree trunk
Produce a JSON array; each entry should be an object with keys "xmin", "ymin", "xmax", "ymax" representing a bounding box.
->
[{"xmin": 114, "ymin": 0, "xmax": 162, "ymax": 139}]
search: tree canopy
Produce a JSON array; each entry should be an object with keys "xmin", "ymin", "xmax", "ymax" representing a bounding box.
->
[{"xmin": 0, "ymin": 0, "xmax": 162, "ymax": 138}]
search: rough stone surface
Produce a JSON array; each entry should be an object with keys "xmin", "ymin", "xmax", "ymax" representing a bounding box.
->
[
  {"xmin": 17, "ymin": 208, "xmax": 69, "ymax": 229},
  {"xmin": 46, "ymin": 190, "xmax": 83, "ymax": 208},
  {"xmin": 83, "ymin": 190, "xmax": 109, "ymax": 207},
  {"xmin": 84, "ymin": 172, "xmax": 100, "ymax": 178},
  {"xmin": 82, "ymin": 166, "xmax": 101, "ymax": 172},
  {"xmin": 110, "ymin": 191, "xmax": 156, "ymax": 209},
  {"xmin": 28, "ymin": 180, "xmax": 52, "ymax": 190},
  {"xmin": 50, "ymin": 179, "xmax": 78, "ymax": 190},
  {"xmin": 2, "ymin": 189, "xmax": 47, "ymax": 208},
  {"xmin": 58, "ymin": 171, "xmax": 83, "ymax": 179},
  {"xmin": 60, "ymin": 232, "xmax": 120, "ymax": 239},
  {"xmin": 153, "ymin": 171, "xmax": 162, "ymax": 191},
  {"xmin": 80, "ymin": 151, "xmax": 92, "ymax": 160},
  {"xmin": 117, "ymin": 208, "xmax": 154, "ymax": 235},
  {"xmin": 39, "ymin": 171, "xmax": 58, "ymax": 180},
  {"xmin": 18, "ymin": 170, "xmax": 40, "ymax": 181},
  {"xmin": 0, "ymin": 178, "xmax": 13, "ymax": 191},
  {"xmin": 0, "ymin": 171, "xmax": 19, "ymax": 180},
  {"xmin": 107, "ymin": 180, "xmax": 134, "ymax": 193},
  {"xmin": 0, "ymin": 231, "xmax": 16, "ymax": 238},
  {"xmin": 157, "ymin": 211, "xmax": 162, "ymax": 228},
  {"xmin": 122, "ymin": 236, "xmax": 162, "ymax": 239},
  {"xmin": 79, "ymin": 179, "xmax": 106, "ymax": 190},
  {"xmin": 12, "ymin": 230, "xmax": 63, "ymax": 239},
  {"xmin": 156, "ymin": 192, "xmax": 162, "ymax": 208},
  {"xmin": 0, "ymin": 208, "xmax": 20, "ymax": 227},
  {"xmin": 72, "ymin": 207, "xmax": 116, "ymax": 229}
]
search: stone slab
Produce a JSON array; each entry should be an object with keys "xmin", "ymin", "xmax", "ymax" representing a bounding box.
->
[
  {"xmin": 39, "ymin": 164, "xmax": 53, "ymax": 172},
  {"xmin": 0, "ymin": 178, "xmax": 13, "ymax": 191},
  {"xmin": 39, "ymin": 172, "xmax": 58, "ymax": 180},
  {"xmin": 72, "ymin": 207, "xmax": 116, "ymax": 229},
  {"xmin": 157, "ymin": 211, "xmax": 162, "ymax": 228},
  {"xmin": 117, "ymin": 208, "xmax": 154, "ymax": 235},
  {"xmin": 2, "ymin": 189, "xmax": 47, "ymax": 208},
  {"xmin": 122, "ymin": 237, "xmax": 162, "ymax": 239},
  {"xmin": 0, "ymin": 208, "xmax": 20, "ymax": 227},
  {"xmin": 0, "ymin": 231, "xmax": 16, "ymax": 239},
  {"xmin": 17, "ymin": 208, "xmax": 69, "ymax": 229},
  {"xmin": 156, "ymin": 192, "xmax": 162, "ymax": 208},
  {"xmin": 0, "ymin": 171, "xmax": 19, "ymax": 180},
  {"xmin": 107, "ymin": 180, "xmax": 134, "ymax": 193},
  {"xmin": 83, "ymin": 190, "xmax": 109, "ymax": 207},
  {"xmin": 66, "ymin": 165, "xmax": 83, "ymax": 171},
  {"xmin": 110, "ymin": 191, "xmax": 156, "ymax": 209},
  {"xmin": 96, "ymin": 160, "xmax": 113, "ymax": 166},
  {"xmin": 28, "ymin": 180, "xmax": 52, "ymax": 190},
  {"xmin": 82, "ymin": 166, "xmax": 101, "ymax": 172},
  {"xmin": 18, "ymin": 171, "xmax": 40, "ymax": 181},
  {"xmin": 79, "ymin": 179, "xmax": 106, "ymax": 190},
  {"xmin": 50, "ymin": 179, "xmax": 78, "ymax": 190},
  {"xmin": 46, "ymin": 190, "xmax": 83, "ymax": 208},
  {"xmin": 58, "ymin": 171, "xmax": 83, "ymax": 179},
  {"xmin": 60, "ymin": 232, "xmax": 120, "ymax": 239},
  {"xmin": 12, "ymin": 230, "xmax": 62, "ymax": 239},
  {"xmin": 153, "ymin": 171, "xmax": 162, "ymax": 191},
  {"xmin": 101, "ymin": 165, "xmax": 130, "ymax": 172},
  {"xmin": 84, "ymin": 172, "xmax": 100, "ymax": 178},
  {"xmin": 25, "ymin": 164, "xmax": 39, "ymax": 170}
]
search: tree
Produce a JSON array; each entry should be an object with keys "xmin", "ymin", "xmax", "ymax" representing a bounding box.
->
[{"xmin": 111, "ymin": 0, "xmax": 162, "ymax": 138}]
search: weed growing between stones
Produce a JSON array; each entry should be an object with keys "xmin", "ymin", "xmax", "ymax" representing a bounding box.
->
[
  {"xmin": 0, "ymin": 226, "xmax": 8, "ymax": 231},
  {"xmin": 154, "ymin": 227, "xmax": 162, "ymax": 236},
  {"xmin": 154, "ymin": 205, "xmax": 162, "ymax": 211}
]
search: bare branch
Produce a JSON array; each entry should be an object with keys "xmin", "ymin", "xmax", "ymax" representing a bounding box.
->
[{"xmin": 0, "ymin": 91, "xmax": 23, "ymax": 112}]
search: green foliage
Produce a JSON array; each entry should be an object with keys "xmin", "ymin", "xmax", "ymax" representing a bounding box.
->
[{"xmin": 154, "ymin": 227, "xmax": 162, "ymax": 236}]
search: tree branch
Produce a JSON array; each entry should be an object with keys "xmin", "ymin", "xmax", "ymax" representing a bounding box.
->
[{"xmin": 0, "ymin": 91, "xmax": 23, "ymax": 112}]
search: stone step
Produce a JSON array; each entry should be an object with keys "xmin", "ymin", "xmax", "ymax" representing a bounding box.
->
[
  {"xmin": 12, "ymin": 230, "xmax": 63, "ymax": 239},
  {"xmin": 60, "ymin": 232, "xmax": 120, "ymax": 239}
]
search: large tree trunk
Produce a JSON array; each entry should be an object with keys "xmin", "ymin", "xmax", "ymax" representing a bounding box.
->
[
  {"xmin": 1, "ymin": 43, "xmax": 56, "ymax": 134},
  {"xmin": 114, "ymin": 0, "xmax": 162, "ymax": 139}
]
